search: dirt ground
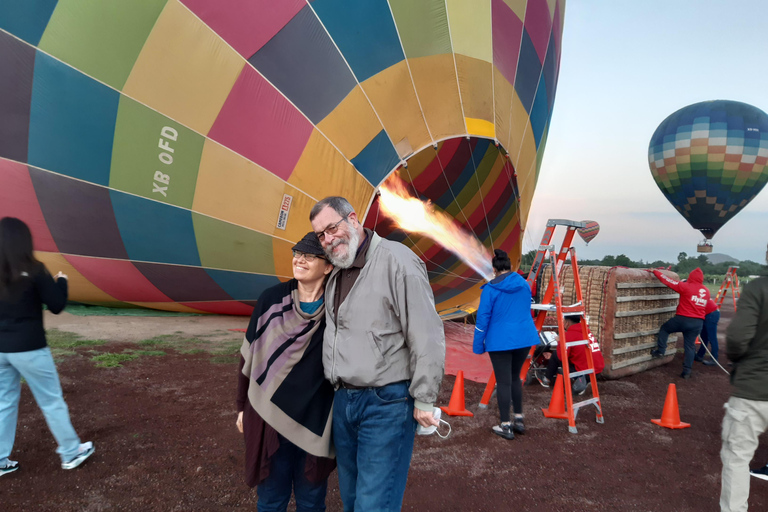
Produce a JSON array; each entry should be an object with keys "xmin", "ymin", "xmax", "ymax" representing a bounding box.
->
[{"xmin": 3, "ymin": 298, "xmax": 768, "ymax": 511}]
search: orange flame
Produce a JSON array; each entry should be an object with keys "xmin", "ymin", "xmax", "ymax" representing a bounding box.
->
[{"xmin": 378, "ymin": 173, "xmax": 494, "ymax": 282}]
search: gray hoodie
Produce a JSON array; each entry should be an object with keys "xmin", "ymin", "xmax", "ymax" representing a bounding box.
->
[{"xmin": 323, "ymin": 232, "xmax": 445, "ymax": 411}]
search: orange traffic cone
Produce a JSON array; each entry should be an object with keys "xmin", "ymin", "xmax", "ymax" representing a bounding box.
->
[
  {"xmin": 542, "ymin": 375, "xmax": 568, "ymax": 419},
  {"xmin": 478, "ymin": 372, "xmax": 496, "ymax": 408},
  {"xmin": 440, "ymin": 371, "xmax": 474, "ymax": 417},
  {"xmin": 651, "ymin": 383, "xmax": 690, "ymax": 429}
]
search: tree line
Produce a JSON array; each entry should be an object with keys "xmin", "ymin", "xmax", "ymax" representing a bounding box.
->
[{"xmin": 520, "ymin": 250, "xmax": 767, "ymax": 278}]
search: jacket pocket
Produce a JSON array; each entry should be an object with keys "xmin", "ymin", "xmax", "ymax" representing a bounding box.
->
[{"xmin": 366, "ymin": 331, "xmax": 385, "ymax": 368}]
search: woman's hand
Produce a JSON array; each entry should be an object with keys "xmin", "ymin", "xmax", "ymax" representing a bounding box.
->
[{"xmin": 236, "ymin": 411, "xmax": 244, "ymax": 433}]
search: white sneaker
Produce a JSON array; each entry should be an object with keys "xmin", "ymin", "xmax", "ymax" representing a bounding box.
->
[
  {"xmin": 62, "ymin": 442, "xmax": 95, "ymax": 470},
  {"xmin": 0, "ymin": 460, "xmax": 19, "ymax": 476}
]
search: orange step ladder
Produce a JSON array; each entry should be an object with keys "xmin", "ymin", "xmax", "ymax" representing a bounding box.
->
[
  {"xmin": 714, "ymin": 266, "xmax": 740, "ymax": 312},
  {"xmin": 478, "ymin": 220, "xmax": 604, "ymax": 433}
]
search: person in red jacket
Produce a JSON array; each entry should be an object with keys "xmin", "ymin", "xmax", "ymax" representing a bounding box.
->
[
  {"xmin": 544, "ymin": 315, "xmax": 604, "ymax": 394},
  {"xmin": 649, "ymin": 267, "xmax": 710, "ymax": 378}
]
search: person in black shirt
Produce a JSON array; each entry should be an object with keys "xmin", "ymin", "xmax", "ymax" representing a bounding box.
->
[{"xmin": 0, "ymin": 217, "xmax": 94, "ymax": 476}]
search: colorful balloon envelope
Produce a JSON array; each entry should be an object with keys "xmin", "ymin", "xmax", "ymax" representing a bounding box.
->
[
  {"xmin": 577, "ymin": 220, "xmax": 599, "ymax": 245},
  {"xmin": 0, "ymin": 0, "xmax": 565, "ymax": 315},
  {"xmin": 648, "ymin": 100, "xmax": 768, "ymax": 241}
]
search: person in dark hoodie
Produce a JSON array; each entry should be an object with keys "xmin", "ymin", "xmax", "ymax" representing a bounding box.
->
[
  {"xmin": 473, "ymin": 249, "xmax": 539, "ymax": 440},
  {"xmin": 648, "ymin": 267, "xmax": 710, "ymax": 378}
]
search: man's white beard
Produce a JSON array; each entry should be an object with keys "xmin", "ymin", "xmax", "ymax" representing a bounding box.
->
[{"xmin": 326, "ymin": 227, "xmax": 360, "ymax": 269}]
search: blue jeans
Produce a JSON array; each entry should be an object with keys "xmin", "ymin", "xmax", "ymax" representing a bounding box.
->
[
  {"xmin": 696, "ymin": 310, "xmax": 720, "ymax": 360},
  {"xmin": 657, "ymin": 315, "xmax": 704, "ymax": 372},
  {"xmin": 257, "ymin": 435, "xmax": 328, "ymax": 512},
  {"xmin": 333, "ymin": 381, "xmax": 416, "ymax": 512},
  {"xmin": 0, "ymin": 347, "xmax": 81, "ymax": 464}
]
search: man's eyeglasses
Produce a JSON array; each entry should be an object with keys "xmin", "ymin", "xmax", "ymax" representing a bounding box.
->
[
  {"xmin": 292, "ymin": 250, "xmax": 325, "ymax": 262},
  {"xmin": 315, "ymin": 215, "xmax": 348, "ymax": 242}
]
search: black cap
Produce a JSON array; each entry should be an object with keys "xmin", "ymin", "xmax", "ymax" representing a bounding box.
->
[{"xmin": 292, "ymin": 231, "xmax": 325, "ymax": 256}]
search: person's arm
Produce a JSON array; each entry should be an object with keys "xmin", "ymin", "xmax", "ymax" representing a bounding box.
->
[
  {"xmin": 651, "ymin": 269, "xmax": 683, "ymax": 293},
  {"xmin": 726, "ymin": 282, "xmax": 761, "ymax": 362},
  {"xmin": 35, "ymin": 268, "xmax": 68, "ymax": 314},
  {"xmin": 472, "ymin": 287, "xmax": 493, "ymax": 355},
  {"xmin": 400, "ymin": 259, "xmax": 445, "ymax": 420}
]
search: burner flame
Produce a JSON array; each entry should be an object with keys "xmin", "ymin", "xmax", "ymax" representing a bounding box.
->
[{"xmin": 378, "ymin": 174, "xmax": 494, "ymax": 282}]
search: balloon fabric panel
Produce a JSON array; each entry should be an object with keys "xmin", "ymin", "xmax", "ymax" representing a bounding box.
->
[
  {"xmin": 247, "ymin": 6, "xmax": 357, "ymax": 125},
  {"xmin": 0, "ymin": 31, "xmax": 35, "ymax": 162},
  {"xmin": 37, "ymin": 0, "xmax": 167, "ymax": 90}
]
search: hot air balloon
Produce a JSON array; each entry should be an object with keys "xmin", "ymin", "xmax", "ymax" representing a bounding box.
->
[
  {"xmin": 648, "ymin": 100, "xmax": 768, "ymax": 253},
  {"xmin": 577, "ymin": 220, "xmax": 599, "ymax": 245},
  {"xmin": 0, "ymin": 0, "xmax": 566, "ymax": 315}
]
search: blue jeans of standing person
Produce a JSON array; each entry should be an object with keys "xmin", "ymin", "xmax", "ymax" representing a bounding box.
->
[
  {"xmin": 0, "ymin": 347, "xmax": 82, "ymax": 465},
  {"xmin": 657, "ymin": 315, "xmax": 704, "ymax": 373},
  {"xmin": 257, "ymin": 435, "xmax": 328, "ymax": 512},
  {"xmin": 696, "ymin": 309, "xmax": 720, "ymax": 360},
  {"xmin": 332, "ymin": 381, "xmax": 416, "ymax": 512}
]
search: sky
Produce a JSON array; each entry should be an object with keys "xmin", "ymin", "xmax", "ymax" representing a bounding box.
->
[{"xmin": 524, "ymin": 0, "xmax": 768, "ymax": 264}]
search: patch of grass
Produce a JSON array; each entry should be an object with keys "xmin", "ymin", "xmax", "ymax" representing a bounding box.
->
[
  {"xmin": 91, "ymin": 352, "xmax": 138, "ymax": 368},
  {"xmin": 137, "ymin": 337, "xmax": 170, "ymax": 346},
  {"xmin": 132, "ymin": 350, "xmax": 166, "ymax": 357},
  {"xmin": 210, "ymin": 341, "xmax": 242, "ymax": 356},
  {"xmin": 47, "ymin": 329, "xmax": 107, "ymax": 349},
  {"xmin": 50, "ymin": 348, "xmax": 77, "ymax": 359},
  {"xmin": 210, "ymin": 355, "xmax": 238, "ymax": 364},
  {"xmin": 178, "ymin": 348, "xmax": 207, "ymax": 355}
]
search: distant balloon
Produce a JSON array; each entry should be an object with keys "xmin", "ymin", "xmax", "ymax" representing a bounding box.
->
[
  {"xmin": 648, "ymin": 100, "xmax": 768, "ymax": 240},
  {"xmin": 577, "ymin": 220, "xmax": 599, "ymax": 245}
]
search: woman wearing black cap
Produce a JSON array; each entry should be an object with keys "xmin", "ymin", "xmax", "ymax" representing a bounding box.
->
[{"xmin": 235, "ymin": 232, "xmax": 335, "ymax": 510}]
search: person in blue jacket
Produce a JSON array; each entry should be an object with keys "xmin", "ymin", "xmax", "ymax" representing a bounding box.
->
[{"xmin": 473, "ymin": 249, "xmax": 539, "ymax": 440}]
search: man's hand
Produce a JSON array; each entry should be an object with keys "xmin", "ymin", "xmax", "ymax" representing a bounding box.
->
[
  {"xmin": 414, "ymin": 408, "xmax": 439, "ymax": 428},
  {"xmin": 236, "ymin": 411, "xmax": 243, "ymax": 433}
]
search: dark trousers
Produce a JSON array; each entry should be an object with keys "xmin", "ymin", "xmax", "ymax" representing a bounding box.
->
[
  {"xmin": 257, "ymin": 436, "xmax": 328, "ymax": 512},
  {"xmin": 657, "ymin": 315, "xmax": 704, "ymax": 372},
  {"xmin": 545, "ymin": 350, "xmax": 576, "ymax": 385},
  {"xmin": 489, "ymin": 347, "xmax": 530, "ymax": 422},
  {"xmin": 696, "ymin": 310, "xmax": 720, "ymax": 360}
]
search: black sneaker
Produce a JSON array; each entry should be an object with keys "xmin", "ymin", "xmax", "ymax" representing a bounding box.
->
[
  {"xmin": 750, "ymin": 465, "xmax": 768, "ymax": 481},
  {"xmin": 650, "ymin": 349, "xmax": 664, "ymax": 358},
  {"xmin": 512, "ymin": 418, "xmax": 526, "ymax": 435},
  {"xmin": 572, "ymin": 375, "xmax": 588, "ymax": 395},
  {"xmin": 680, "ymin": 371, "xmax": 692, "ymax": 379},
  {"xmin": 492, "ymin": 423, "xmax": 515, "ymax": 440},
  {"xmin": 0, "ymin": 460, "xmax": 19, "ymax": 476},
  {"xmin": 694, "ymin": 355, "xmax": 704, "ymax": 362},
  {"xmin": 703, "ymin": 359, "xmax": 717, "ymax": 366}
]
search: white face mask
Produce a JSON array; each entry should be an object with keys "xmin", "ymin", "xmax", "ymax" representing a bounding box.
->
[{"xmin": 416, "ymin": 407, "xmax": 452, "ymax": 439}]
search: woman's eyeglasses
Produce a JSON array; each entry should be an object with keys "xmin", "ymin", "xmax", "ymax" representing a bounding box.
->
[
  {"xmin": 292, "ymin": 250, "xmax": 325, "ymax": 262},
  {"xmin": 315, "ymin": 215, "xmax": 348, "ymax": 242}
]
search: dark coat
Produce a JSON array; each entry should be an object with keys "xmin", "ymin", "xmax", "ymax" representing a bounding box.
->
[
  {"xmin": 0, "ymin": 264, "xmax": 67, "ymax": 353},
  {"xmin": 727, "ymin": 276, "xmax": 768, "ymax": 401}
]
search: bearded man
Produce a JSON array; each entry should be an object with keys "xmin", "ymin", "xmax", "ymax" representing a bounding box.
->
[{"xmin": 309, "ymin": 196, "xmax": 445, "ymax": 512}]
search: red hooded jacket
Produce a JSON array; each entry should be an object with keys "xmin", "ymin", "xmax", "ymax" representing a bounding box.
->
[
  {"xmin": 565, "ymin": 322, "xmax": 605, "ymax": 374},
  {"xmin": 652, "ymin": 268, "xmax": 710, "ymax": 319}
]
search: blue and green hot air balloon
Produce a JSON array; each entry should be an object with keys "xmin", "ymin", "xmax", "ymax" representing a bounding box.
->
[{"xmin": 649, "ymin": 100, "xmax": 768, "ymax": 251}]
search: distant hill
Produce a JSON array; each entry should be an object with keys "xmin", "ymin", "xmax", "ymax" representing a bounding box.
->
[{"xmin": 706, "ymin": 253, "xmax": 740, "ymax": 265}]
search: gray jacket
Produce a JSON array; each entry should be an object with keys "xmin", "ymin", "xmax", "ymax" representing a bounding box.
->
[
  {"xmin": 727, "ymin": 276, "xmax": 768, "ymax": 401},
  {"xmin": 323, "ymin": 232, "xmax": 445, "ymax": 411}
]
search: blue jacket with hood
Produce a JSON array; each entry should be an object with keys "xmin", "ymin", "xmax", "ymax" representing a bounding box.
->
[{"xmin": 473, "ymin": 272, "xmax": 540, "ymax": 354}]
